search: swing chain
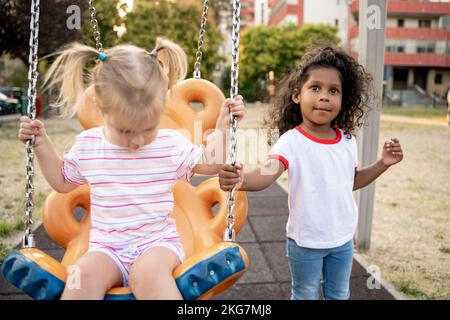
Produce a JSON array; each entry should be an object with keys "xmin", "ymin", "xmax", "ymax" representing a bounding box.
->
[
  {"xmin": 193, "ymin": 0, "xmax": 209, "ymax": 79},
  {"xmin": 23, "ymin": 0, "xmax": 41, "ymax": 248},
  {"xmin": 224, "ymin": 0, "xmax": 241, "ymax": 242},
  {"xmin": 229, "ymin": 0, "xmax": 240, "ymax": 101},
  {"xmin": 88, "ymin": 0, "xmax": 103, "ymax": 52}
]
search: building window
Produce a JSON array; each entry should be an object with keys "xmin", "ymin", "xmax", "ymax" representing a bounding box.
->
[
  {"xmin": 417, "ymin": 47, "xmax": 426, "ymax": 53},
  {"xmin": 417, "ymin": 41, "xmax": 435, "ymax": 54},
  {"xmin": 397, "ymin": 46, "xmax": 405, "ymax": 53},
  {"xmin": 418, "ymin": 19, "xmax": 431, "ymax": 28},
  {"xmin": 435, "ymin": 74, "xmax": 443, "ymax": 84},
  {"xmin": 335, "ymin": 19, "xmax": 339, "ymax": 27},
  {"xmin": 397, "ymin": 19, "xmax": 404, "ymax": 28}
]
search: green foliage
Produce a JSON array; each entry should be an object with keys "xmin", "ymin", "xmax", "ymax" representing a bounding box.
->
[
  {"xmin": 14, "ymin": 219, "xmax": 25, "ymax": 231},
  {"xmin": 5, "ymin": 70, "xmax": 28, "ymax": 88},
  {"xmin": 0, "ymin": 0, "xmax": 84, "ymax": 65},
  {"xmin": 399, "ymin": 283, "xmax": 435, "ymax": 300},
  {"xmin": 82, "ymin": 0, "xmax": 123, "ymax": 49},
  {"xmin": 239, "ymin": 24, "xmax": 340, "ymax": 102},
  {"xmin": 439, "ymin": 246, "xmax": 450, "ymax": 254},
  {"xmin": 0, "ymin": 243, "xmax": 9, "ymax": 264},
  {"xmin": 0, "ymin": 222, "xmax": 12, "ymax": 236},
  {"xmin": 82, "ymin": 0, "xmax": 224, "ymax": 80}
]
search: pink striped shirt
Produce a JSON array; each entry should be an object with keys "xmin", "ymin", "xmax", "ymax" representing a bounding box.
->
[{"xmin": 62, "ymin": 127, "xmax": 204, "ymax": 248}]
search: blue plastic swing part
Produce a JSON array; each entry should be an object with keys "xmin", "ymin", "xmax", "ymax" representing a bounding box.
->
[{"xmin": 1, "ymin": 243, "xmax": 247, "ymax": 300}]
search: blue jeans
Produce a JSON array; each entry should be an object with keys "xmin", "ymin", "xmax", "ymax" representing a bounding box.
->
[{"xmin": 286, "ymin": 238, "xmax": 354, "ymax": 300}]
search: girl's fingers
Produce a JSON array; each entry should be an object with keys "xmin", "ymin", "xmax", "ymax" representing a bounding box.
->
[
  {"xmin": 19, "ymin": 134, "xmax": 34, "ymax": 141},
  {"xmin": 219, "ymin": 176, "xmax": 241, "ymax": 183},
  {"xmin": 220, "ymin": 178, "xmax": 240, "ymax": 186},
  {"xmin": 230, "ymin": 107, "xmax": 244, "ymax": 115},
  {"xmin": 19, "ymin": 116, "xmax": 31, "ymax": 123},
  {"xmin": 20, "ymin": 122, "xmax": 41, "ymax": 131},
  {"xmin": 222, "ymin": 163, "xmax": 243, "ymax": 171},
  {"xmin": 30, "ymin": 120, "xmax": 44, "ymax": 129},
  {"xmin": 230, "ymin": 104, "xmax": 244, "ymax": 111},
  {"xmin": 220, "ymin": 184, "xmax": 241, "ymax": 191},
  {"xmin": 219, "ymin": 171, "xmax": 240, "ymax": 179},
  {"xmin": 387, "ymin": 146, "xmax": 402, "ymax": 152},
  {"xmin": 221, "ymin": 164, "xmax": 234, "ymax": 172},
  {"xmin": 385, "ymin": 139, "xmax": 401, "ymax": 148},
  {"xmin": 19, "ymin": 128, "xmax": 37, "ymax": 135}
]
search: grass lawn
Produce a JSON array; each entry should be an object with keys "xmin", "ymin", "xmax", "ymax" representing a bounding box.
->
[
  {"xmin": 0, "ymin": 118, "xmax": 80, "ymax": 262},
  {"xmin": 360, "ymin": 120, "xmax": 450, "ymax": 299},
  {"xmin": 382, "ymin": 106, "xmax": 448, "ymax": 123}
]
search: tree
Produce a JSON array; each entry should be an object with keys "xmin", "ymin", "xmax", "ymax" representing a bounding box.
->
[
  {"xmin": 119, "ymin": 0, "xmax": 223, "ymax": 80},
  {"xmin": 80, "ymin": 0, "xmax": 224, "ymax": 81},
  {"xmin": 82, "ymin": 0, "xmax": 123, "ymax": 49},
  {"xmin": 1, "ymin": 1, "xmax": 224, "ymax": 83},
  {"xmin": 239, "ymin": 24, "xmax": 340, "ymax": 102},
  {"xmin": 0, "ymin": 0, "xmax": 85, "ymax": 66}
]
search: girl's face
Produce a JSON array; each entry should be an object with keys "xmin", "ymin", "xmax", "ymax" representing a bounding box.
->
[
  {"xmin": 103, "ymin": 115, "xmax": 159, "ymax": 151},
  {"xmin": 292, "ymin": 67, "xmax": 342, "ymax": 127}
]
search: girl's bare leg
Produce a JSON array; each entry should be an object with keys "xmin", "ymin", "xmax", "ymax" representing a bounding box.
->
[
  {"xmin": 60, "ymin": 251, "xmax": 123, "ymax": 300},
  {"xmin": 128, "ymin": 247, "xmax": 182, "ymax": 300}
]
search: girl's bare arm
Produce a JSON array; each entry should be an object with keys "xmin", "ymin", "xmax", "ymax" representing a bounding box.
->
[
  {"xmin": 19, "ymin": 117, "xmax": 78, "ymax": 193},
  {"xmin": 219, "ymin": 158, "xmax": 286, "ymax": 192}
]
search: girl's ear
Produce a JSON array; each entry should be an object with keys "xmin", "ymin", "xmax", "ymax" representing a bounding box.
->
[{"xmin": 291, "ymin": 88, "xmax": 300, "ymax": 104}]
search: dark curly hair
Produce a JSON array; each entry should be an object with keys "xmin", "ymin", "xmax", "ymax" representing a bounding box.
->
[{"xmin": 265, "ymin": 46, "xmax": 375, "ymax": 144}]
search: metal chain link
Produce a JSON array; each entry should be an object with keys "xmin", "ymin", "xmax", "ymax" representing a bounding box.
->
[
  {"xmin": 224, "ymin": 0, "xmax": 241, "ymax": 242},
  {"xmin": 88, "ymin": 0, "xmax": 103, "ymax": 52},
  {"xmin": 193, "ymin": 0, "xmax": 209, "ymax": 79},
  {"xmin": 23, "ymin": 0, "xmax": 40, "ymax": 248}
]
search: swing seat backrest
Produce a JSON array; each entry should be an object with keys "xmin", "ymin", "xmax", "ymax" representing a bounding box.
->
[{"xmin": 41, "ymin": 79, "xmax": 249, "ymax": 299}]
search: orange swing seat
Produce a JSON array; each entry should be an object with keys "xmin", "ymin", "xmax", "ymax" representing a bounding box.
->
[{"xmin": 1, "ymin": 79, "xmax": 249, "ymax": 300}]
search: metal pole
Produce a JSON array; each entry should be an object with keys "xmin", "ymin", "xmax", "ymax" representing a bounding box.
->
[{"xmin": 355, "ymin": 0, "xmax": 387, "ymax": 251}]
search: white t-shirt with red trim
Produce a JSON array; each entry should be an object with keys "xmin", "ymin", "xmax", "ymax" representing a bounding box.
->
[{"xmin": 268, "ymin": 126, "xmax": 358, "ymax": 249}]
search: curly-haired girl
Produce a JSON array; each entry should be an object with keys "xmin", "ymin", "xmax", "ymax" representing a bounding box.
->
[{"xmin": 219, "ymin": 46, "xmax": 403, "ymax": 300}]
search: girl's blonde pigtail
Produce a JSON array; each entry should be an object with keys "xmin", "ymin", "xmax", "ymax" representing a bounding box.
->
[
  {"xmin": 154, "ymin": 37, "xmax": 187, "ymax": 89},
  {"xmin": 42, "ymin": 43, "xmax": 99, "ymax": 118}
]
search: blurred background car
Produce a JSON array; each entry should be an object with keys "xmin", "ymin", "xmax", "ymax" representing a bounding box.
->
[
  {"xmin": 0, "ymin": 87, "xmax": 41, "ymax": 116},
  {"xmin": 0, "ymin": 91, "xmax": 19, "ymax": 115}
]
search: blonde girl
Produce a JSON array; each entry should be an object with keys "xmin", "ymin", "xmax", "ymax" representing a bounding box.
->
[{"xmin": 18, "ymin": 38, "xmax": 244, "ymax": 300}]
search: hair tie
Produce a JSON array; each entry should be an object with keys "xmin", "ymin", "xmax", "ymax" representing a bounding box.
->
[
  {"xmin": 98, "ymin": 52, "xmax": 107, "ymax": 61},
  {"xmin": 150, "ymin": 48, "xmax": 159, "ymax": 58}
]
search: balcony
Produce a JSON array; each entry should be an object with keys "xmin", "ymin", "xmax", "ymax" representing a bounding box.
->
[
  {"xmin": 387, "ymin": 27, "xmax": 450, "ymax": 40},
  {"xmin": 269, "ymin": 3, "xmax": 300, "ymax": 25},
  {"xmin": 350, "ymin": 0, "xmax": 450, "ymax": 16},
  {"xmin": 385, "ymin": 53, "xmax": 450, "ymax": 67},
  {"xmin": 349, "ymin": 26, "xmax": 450, "ymax": 41}
]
